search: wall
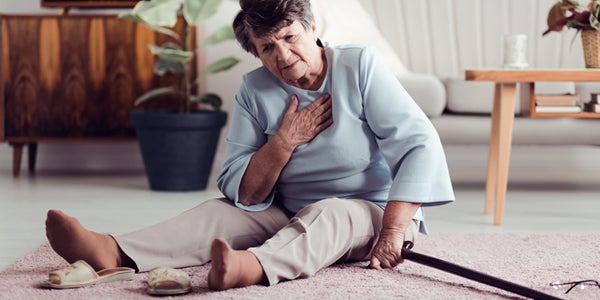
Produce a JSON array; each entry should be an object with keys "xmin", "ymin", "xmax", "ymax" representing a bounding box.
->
[{"xmin": 358, "ymin": 0, "xmax": 585, "ymax": 78}]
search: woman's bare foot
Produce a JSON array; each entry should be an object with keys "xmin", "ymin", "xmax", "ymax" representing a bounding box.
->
[
  {"xmin": 45, "ymin": 209, "xmax": 121, "ymax": 271},
  {"xmin": 207, "ymin": 238, "xmax": 265, "ymax": 291}
]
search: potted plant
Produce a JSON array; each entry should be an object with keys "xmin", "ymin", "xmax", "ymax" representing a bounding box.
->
[
  {"xmin": 543, "ymin": 0, "xmax": 600, "ymax": 67},
  {"xmin": 120, "ymin": 0, "xmax": 239, "ymax": 191}
]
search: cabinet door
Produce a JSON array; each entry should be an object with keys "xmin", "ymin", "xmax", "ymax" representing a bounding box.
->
[{"xmin": 1, "ymin": 15, "xmax": 184, "ymax": 139}]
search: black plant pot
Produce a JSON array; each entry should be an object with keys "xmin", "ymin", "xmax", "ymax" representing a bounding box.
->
[{"xmin": 130, "ymin": 110, "xmax": 227, "ymax": 191}]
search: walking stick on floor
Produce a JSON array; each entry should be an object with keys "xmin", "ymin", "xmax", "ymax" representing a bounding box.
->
[{"xmin": 400, "ymin": 241, "xmax": 562, "ymax": 300}]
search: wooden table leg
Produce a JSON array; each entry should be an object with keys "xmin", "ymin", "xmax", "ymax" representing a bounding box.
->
[
  {"xmin": 488, "ymin": 83, "xmax": 517, "ymax": 225},
  {"xmin": 484, "ymin": 84, "xmax": 501, "ymax": 215},
  {"xmin": 28, "ymin": 142, "xmax": 38, "ymax": 174},
  {"xmin": 10, "ymin": 143, "xmax": 24, "ymax": 177}
]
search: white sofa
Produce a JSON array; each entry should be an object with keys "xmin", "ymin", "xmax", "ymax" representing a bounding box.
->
[{"xmin": 314, "ymin": 0, "xmax": 600, "ymax": 147}]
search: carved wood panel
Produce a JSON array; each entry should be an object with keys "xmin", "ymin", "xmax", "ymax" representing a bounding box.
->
[{"xmin": 1, "ymin": 15, "xmax": 184, "ymax": 139}]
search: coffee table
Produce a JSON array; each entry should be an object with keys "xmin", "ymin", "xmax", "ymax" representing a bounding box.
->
[{"xmin": 465, "ymin": 69, "xmax": 600, "ymax": 225}]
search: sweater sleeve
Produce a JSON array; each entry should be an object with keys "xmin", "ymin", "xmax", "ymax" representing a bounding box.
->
[
  {"xmin": 216, "ymin": 82, "xmax": 275, "ymax": 212},
  {"xmin": 359, "ymin": 46, "xmax": 455, "ymax": 206}
]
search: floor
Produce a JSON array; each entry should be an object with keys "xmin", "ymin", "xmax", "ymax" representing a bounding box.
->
[{"xmin": 2, "ymin": 145, "xmax": 600, "ymax": 271}]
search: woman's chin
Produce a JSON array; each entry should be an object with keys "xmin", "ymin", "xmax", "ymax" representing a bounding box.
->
[{"xmin": 281, "ymin": 71, "xmax": 301, "ymax": 82}]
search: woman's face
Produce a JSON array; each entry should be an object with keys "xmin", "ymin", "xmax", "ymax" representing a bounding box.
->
[{"xmin": 250, "ymin": 20, "xmax": 325, "ymax": 90}]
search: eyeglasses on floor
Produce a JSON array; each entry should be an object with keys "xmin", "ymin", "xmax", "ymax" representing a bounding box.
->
[{"xmin": 549, "ymin": 280, "xmax": 600, "ymax": 294}]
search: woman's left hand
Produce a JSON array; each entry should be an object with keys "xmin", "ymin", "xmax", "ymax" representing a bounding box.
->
[
  {"xmin": 369, "ymin": 201, "xmax": 420, "ymax": 269},
  {"xmin": 369, "ymin": 227, "xmax": 405, "ymax": 270}
]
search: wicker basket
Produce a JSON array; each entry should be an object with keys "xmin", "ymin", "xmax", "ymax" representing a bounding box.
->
[{"xmin": 581, "ymin": 30, "xmax": 600, "ymax": 68}]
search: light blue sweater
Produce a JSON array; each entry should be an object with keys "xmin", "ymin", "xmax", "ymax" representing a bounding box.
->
[{"xmin": 217, "ymin": 43, "xmax": 455, "ymax": 232}]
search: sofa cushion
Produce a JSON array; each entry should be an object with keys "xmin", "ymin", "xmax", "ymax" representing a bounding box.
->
[
  {"xmin": 535, "ymin": 81, "xmax": 576, "ymax": 95},
  {"xmin": 432, "ymin": 114, "xmax": 600, "ymax": 145},
  {"xmin": 398, "ymin": 74, "xmax": 446, "ymax": 118},
  {"xmin": 311, "ymin": 0, "xmax": 409, "ymax": 77},
  {"xmin": 444, "ymin": 78, "xmax": 503, "ymax": 114},
  {"xmin": 445, "ymin": 78, "xmax": 578, "ymax": 115}
]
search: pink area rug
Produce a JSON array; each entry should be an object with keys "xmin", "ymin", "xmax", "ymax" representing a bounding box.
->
[{"xmin": 1, "ymin": 233, "xmax": 599, "ymax": 299}]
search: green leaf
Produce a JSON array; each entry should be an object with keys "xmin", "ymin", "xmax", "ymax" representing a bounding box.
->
[
  {"xmin": 191, "ymin": 93, "xmax": 223, "ymax": 110},
  {"xmin": 201, "ymin": 25, "xmax": 236, "ymax": 47},
  {"xmin": 134, "ymin": 86, "xmax": 184, "ymax": 106},
  {"xmin": 198, "ymin": 57, "xmax": 239, "ymax": 79},
  {"xmin": 132, "ymin": 0, "xmax": 182, "ymax": 28},
  {"xmin": 149, "ymin": 44, "xmax": 194, "ymax": 63},
  {"xmin": 154, "ymin": 57, "xmax": 184, "ymax": 75},
  {"xmin": 591, "ymin": 2, "xmax": 600, "ymax": 30},
  {"xmin": 118, "ymin": 13, "xmax": 180, "ymax": 38},
  {"xmin": 183, "ymin": 0, "xmax": 223, "ymax": 24}
]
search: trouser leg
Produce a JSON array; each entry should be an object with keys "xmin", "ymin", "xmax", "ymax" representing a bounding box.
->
[
  {"xmin": 113, "ymin": 198, "xmax": 290, "ymax": 272},
  {"xmin": 248, "ymin": 198, "xmax": 420, "ymax": 285}
]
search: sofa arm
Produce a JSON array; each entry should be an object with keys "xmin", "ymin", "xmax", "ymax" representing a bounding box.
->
[{"xmin": 397, "ymin": 73, "xmax": 446, "ymax": 118}]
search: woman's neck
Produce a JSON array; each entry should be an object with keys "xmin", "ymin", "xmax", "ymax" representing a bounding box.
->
[{"xmin": 304, "ymin": 48, "xmax": 328, "ymax": 91}]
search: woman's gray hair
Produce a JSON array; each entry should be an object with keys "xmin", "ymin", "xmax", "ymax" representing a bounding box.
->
[{"xmin": 233, "ymin": 0, "xmax": 314, "ymax": 56}]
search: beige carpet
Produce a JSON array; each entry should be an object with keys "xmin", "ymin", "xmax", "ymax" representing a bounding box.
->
[{"xmin": 1, "ymin": 233, "xmax": 598, "ymax": 299}]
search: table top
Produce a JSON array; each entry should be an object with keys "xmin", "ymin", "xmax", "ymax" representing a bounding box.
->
[
  {"xmin": 465, "ymin": 69, "xmax": 600, "ymax": 82},
  {"xmin": 465, "ymin": 69, "xmax": 600, "ymax": 118}
]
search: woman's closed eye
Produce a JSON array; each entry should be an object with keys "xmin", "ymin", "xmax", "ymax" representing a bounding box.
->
[
  {"xmin": 262, "ymin": 44, "xmax": 274, "ymax": 53},
  {"xmin": 284, "ymin": 35, "xmax": 296, "ymax": 42}
]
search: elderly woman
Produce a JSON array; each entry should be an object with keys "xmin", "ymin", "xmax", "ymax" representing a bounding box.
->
[{"xmin": 44, "ymin": 0, "xmax": 454, "ymax": 292}]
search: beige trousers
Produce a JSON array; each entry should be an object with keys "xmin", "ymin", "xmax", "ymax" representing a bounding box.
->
[{"xmin": 113, "ymin": 197, "xmax": 419, "ymax": 285}]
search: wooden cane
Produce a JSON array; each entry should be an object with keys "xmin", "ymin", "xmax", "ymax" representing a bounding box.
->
[{"xmin": 401, "ymin": 241, "xmax": 562, "ymax": 300}]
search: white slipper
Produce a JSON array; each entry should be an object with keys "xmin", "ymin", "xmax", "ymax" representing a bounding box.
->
[
  {"xmin": 147, "ymin": 266, "xmax": 191, "ymax": 295},
  {"xmin": 40, "ymin": 260, "xmax": 134, "ymax": 289}
]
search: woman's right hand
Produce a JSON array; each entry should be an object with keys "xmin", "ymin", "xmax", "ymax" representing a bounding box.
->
[
  {"xmin": 276, "ymin": 94, "xmax": 334, "ymax": 151},
  {"xmin": 238, "ymin": 93, "xmax": 333, "ymax": 206}
]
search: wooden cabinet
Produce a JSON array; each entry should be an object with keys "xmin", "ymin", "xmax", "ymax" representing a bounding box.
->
[{"xmin": 1, "ymin": 14, "xmax": 185, "ymax": 176}]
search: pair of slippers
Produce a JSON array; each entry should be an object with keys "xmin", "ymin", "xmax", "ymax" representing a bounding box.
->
[{"xmin": 40, "ymin": 260, "xmax": 191, "ymax": 296}]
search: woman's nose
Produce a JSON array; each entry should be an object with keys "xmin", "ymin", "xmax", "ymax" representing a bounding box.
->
[{"xmin": 275, "ymin": 44, "xmax": 291, "ymax": 62}]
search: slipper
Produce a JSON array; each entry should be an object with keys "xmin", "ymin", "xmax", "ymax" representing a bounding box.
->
[
  {"xmin": 147, "ymin": 266, "xmax": 191, "ymax": 296},
  {"xmin": 40, "ymin": 260, "xmax": 134, "ymax": 289}
]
